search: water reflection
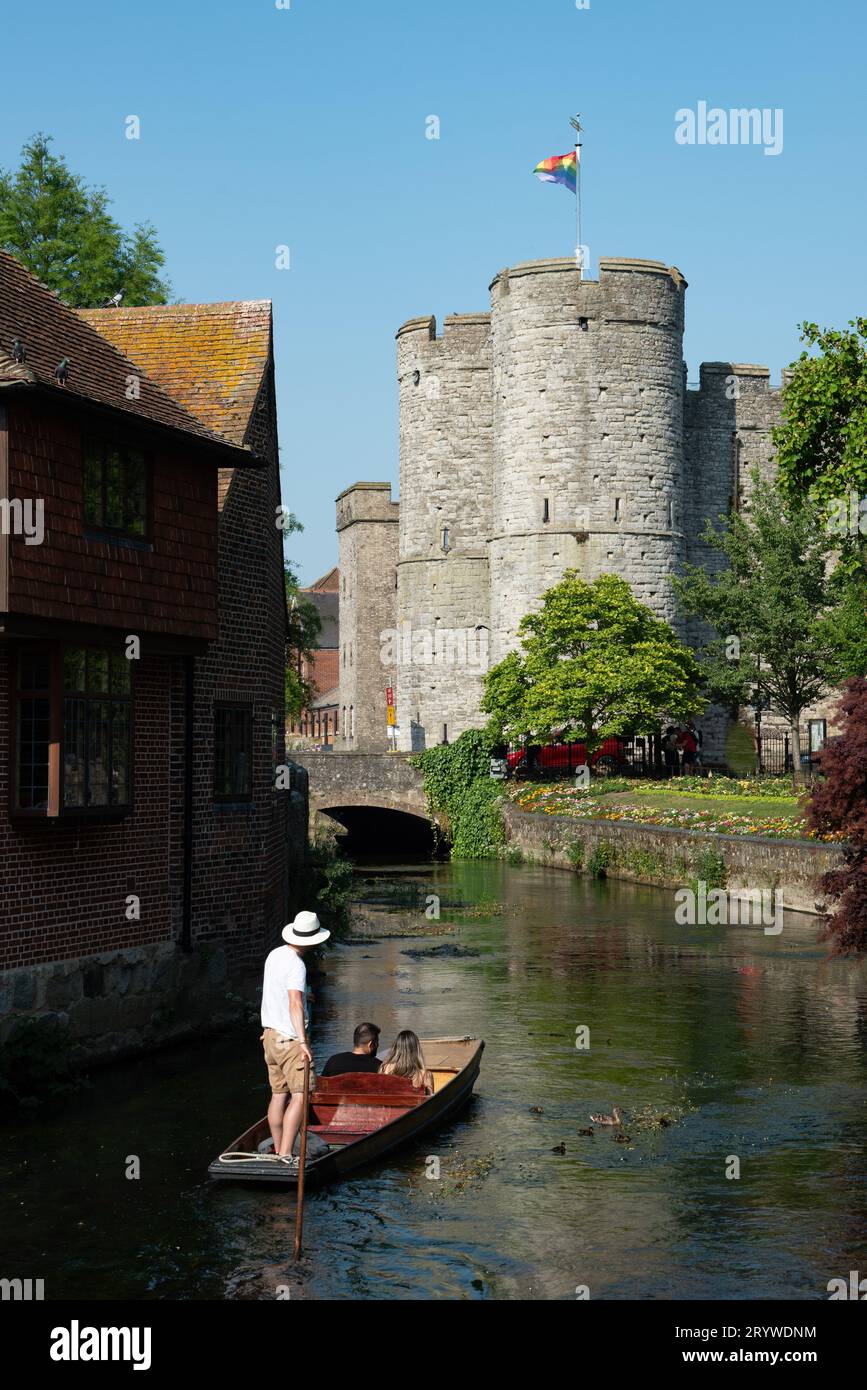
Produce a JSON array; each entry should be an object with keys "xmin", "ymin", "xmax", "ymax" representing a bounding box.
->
[{"xmin": 1, "ymin": 861, "xmax": 865, "ymax": 1300}]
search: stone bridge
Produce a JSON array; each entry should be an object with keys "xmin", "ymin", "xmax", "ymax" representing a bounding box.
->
[{"xmin": 291, "ymin": 752, "xmax": 442, "ymax": 843}]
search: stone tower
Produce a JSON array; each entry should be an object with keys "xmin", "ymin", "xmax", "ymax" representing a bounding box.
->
[
  {"xmin": 488, "ymin": 257, "xmax": 687, "ymax": 659},
  {"xmin": 395, "ymin": 313, "xmax": 493, "ymax": 750},
  {"xmin": 338, "ymin": 254, "xmax": 788, "ymax": 758},
  {"xmin": 335, "ymin": 482, "xmax": 399, "ymax": 751}
]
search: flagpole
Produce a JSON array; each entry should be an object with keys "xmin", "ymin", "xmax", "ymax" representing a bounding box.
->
[{"xmin": 571, "ymin": 114, "xmax": 583, "ymax": 277}]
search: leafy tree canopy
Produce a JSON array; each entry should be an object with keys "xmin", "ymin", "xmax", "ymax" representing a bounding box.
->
[
  {"xmin": 774, "ymin": 317, "xmax": 867, "ymax": 577},
  {"xmin": 806, "ymin": 678, "xmax": 867, "ymax": 956},
  {"xmin": 282, "ymin": 513, "xmax": 321, "ymax": 721},
  {"xmin": 0, "ymin": 133, "xmax": 170, "ymax": 307},
  {"xmin": 482, "ymin": 571, "xmax": 704, "ymax": 754},
  {"xmin": 673, "ymin": 473, "xmax": 853, "ymax": 783}
]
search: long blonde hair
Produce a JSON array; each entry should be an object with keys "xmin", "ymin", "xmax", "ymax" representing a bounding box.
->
[{"xmin": 381, "ymin": 1029, "xmax": 428, "ymax": 1088}]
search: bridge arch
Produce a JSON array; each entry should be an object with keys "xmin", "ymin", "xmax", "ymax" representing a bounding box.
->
[{"xmin": 291, "ymin": 753, "xmax": 447, "ymax": 849}]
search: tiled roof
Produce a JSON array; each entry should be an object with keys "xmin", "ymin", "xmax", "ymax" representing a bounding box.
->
[
  {"xmin": 308, "ymin": 566, "xmax": 339, "ymax": 592},
  {"xmin": 0, "ymin": 250, "xmax": 245, "ymax": 455},
  {"xmin": 78, "ymin": 300, "xmax": 272, "ymax": 446}
]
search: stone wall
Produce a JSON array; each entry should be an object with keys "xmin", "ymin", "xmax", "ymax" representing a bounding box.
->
[
  {"xmin": 336, "ymin": 483, "xmax": 399, "ymax": 751},
  {"xmin": 341, "ymin": 251, "xmax": 837, "ymax": 767},
  {"xmin": 489, "ymin": 257, "xmax": 688, "ymax": 652},
  {"xmin": 502, "ymin": 802, "xmax": 843, "ymax": 916},
  {"xmin": 294, "ymin": 750, "xmax": 434, "ymax": 827},
  {"xmin": 395, "ymin": 314, "xmax": 493, "ymax": 751}
]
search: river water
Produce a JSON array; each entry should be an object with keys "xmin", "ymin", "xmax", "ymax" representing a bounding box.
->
[{"xmin": 2, "ymin": 860, "xmax": 866, "ymax": 1301}]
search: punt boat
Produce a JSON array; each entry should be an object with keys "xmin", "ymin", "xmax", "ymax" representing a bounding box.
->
[{"xmin": 208, "ymin": 1036, "xmax": 484, "ymax": 1187}]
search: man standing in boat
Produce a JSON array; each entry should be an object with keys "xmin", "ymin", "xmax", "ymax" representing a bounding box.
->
[{"xmin": 260, "ymin": 911, "xmax": 330, "ymax": 1166}]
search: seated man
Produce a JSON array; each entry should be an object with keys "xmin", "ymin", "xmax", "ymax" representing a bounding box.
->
[{"xmin": 321, "ymin": 1021, "xmax": 382, "ymax": 1076}]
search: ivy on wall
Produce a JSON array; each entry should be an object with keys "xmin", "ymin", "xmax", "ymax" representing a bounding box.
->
[{"xmin": 411, "ymin": 730, "xmax": 505, "ymax": 859}]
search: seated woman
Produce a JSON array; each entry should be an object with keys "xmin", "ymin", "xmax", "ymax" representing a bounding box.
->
[{"xmin": 379, "ymin": 1029, "xmax": 434, "ymax": 1094}]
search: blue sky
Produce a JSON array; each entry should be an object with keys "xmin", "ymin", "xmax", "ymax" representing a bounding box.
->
[{"xmin": 2, "ymin": 0, "xmax": 864, "ymax": 582}]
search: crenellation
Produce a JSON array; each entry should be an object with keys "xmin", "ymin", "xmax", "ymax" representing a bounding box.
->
[{"xmin": 343, "ymin": 254, "xmax": 792, "ymax": 758}]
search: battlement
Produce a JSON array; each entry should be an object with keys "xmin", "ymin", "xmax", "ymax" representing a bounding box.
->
[
  {"xmin": 396, "ymin": 315, "xmax": 436, "ymax": 341},
  {"xmin": 336, "ymin": 481, "xmax": 399, "ymax": 532},
  {"xmin": 396, "ymin": 312, "xmax": 491, "ymax": 344},
  {"xmin": 691, "ymin": 361, "xmax": 781, "ymax": 393},
  {"xmin": 490, "ymin": 256, "xmax": 687, "ymax": 292}
]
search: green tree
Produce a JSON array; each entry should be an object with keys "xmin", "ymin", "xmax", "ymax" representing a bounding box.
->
[
  {"xmin": 673, "ymin": 474, "xmax": 845, "ymax": 786},
  {"xmin": 774, "ymin": 317, "xmax": 867, "ymax": 578},
  {"xmin": 282, "ymin": 513, "xmax": 321, "ymax": 721},
  {"xmin": 481, "ymin": 571, "xmax": 703, "ymax": 754},
  {"xmin": 0, "ymin": 133, "xmax": 170, "ymax": 306}
]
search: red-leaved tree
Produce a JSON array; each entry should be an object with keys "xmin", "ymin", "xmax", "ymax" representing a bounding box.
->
[{"xmin": 806, "ymin": 678, "xmax": 867, "ymax": 955}]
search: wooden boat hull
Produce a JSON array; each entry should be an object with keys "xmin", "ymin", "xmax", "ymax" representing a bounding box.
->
[{"xmin": 208, "ymin": 1037, "xmax": 484, "ymax": 1187}]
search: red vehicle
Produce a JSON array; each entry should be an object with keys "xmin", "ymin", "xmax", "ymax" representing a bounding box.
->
[{"xmin": 506, "ymin": 736, "xmax": 631, "ymax": 779}]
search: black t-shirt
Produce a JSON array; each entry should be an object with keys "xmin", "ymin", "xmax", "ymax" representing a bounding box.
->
[{"xmin": 320, "ymin": 1051, "xmax": 381, "ymax": 1077}]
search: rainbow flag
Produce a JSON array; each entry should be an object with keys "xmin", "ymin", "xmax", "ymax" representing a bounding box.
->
[{"xmin": 533, "ymin": 150, "xmax": 578, "ymax": 194}]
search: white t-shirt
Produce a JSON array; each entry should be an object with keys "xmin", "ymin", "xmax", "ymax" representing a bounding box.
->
[{"xmin": 261, "ymin": 946, "xmax": 308, "ymax": 1038}]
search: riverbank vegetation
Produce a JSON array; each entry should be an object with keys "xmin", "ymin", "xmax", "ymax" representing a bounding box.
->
[
  {"xmin": 299, "ymin": 828, "xmax": 354, "ymax": 940},
  {"xmin": 806, "ymin": 678, "xmax": 867, "ymax": 954},
  {"xmin": 411, "ymin": 730, "xmax": 505, "ymax": 859}
]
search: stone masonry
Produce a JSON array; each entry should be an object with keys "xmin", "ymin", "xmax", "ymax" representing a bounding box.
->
[{"xmin": 340, "ymin": 255, "xmax": 799, "ymax": 758}]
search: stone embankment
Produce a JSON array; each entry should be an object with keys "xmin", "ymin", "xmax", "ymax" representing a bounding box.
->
[{"xmin": 502, "ymin": 802, "xmax": 845, "ymax": 916}]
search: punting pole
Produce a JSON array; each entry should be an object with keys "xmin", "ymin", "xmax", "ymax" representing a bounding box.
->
[{"xmin": 293, "ymin": 1058, "xmax": 311, "ymax": 1260}]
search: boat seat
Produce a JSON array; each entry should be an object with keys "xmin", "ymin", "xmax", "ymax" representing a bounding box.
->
[
  {"xmin": 310, "ymin": 1072, "xmax": 426, "ymax": 1138},
  {"xmin": 312, "ymin": 1073, "xmax": 424, "ymax": 1104}
]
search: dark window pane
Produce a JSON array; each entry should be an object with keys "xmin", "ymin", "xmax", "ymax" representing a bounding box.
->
[
  {"xmin": 104, "ymin": 449, "xmax": 124, "ymax": 529},
  {"xmin": 87, "ymin": 650, "xmax": 109, "ymax": 694},
  {"xmin": 19, "ymin": 649, "xmax": 51, "ymax": 692},
  {"xmin": 215, "ymin": 706, "xmax": 252, "ymax": 798},
  {"xmin": 17, "ymin": 696, "xmax": 50, "ymax": 809},
  {"xmin": 123, "ymin": 451, "xmax": 146, "ymax": 536},
  {"xmin": 86, "ymin": 700, "xmax": 110, "ymax": 806},
  {"xmin": 63, "ymin": 697, "xmax": 87, "ymax": 807},
  {"xmin": 111, "ymin": 701, "xmax": 130, "ymax": 805},
  {"xmin": 110, "ymin": 652, "xmax": 131, "ymax": 694},
  {"xmin": 63, "ymin": 647, "xmax": 86, "ymax": 693},
  {"xmin": 84, "ymin": 442, "xmax": 103, "ymax": 525},
  {"xmin": 84, "ymin": 437, "xmax": 147, "ymax": 537}
]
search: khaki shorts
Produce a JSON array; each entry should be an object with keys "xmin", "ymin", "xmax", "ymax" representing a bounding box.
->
[{"xmin": 261, "ymin": 1029, "xmax": 314, "ymax": 1095}]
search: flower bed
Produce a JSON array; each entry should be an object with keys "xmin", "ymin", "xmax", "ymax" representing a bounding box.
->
[
  {"xmin": 510, "ymin": 781, "xmax": 843, "ymax": 841},
  {"xmin": 638, "ymin": 774, "xmax": 802, "ymax": 800}
]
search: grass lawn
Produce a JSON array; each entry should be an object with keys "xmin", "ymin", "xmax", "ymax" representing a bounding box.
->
[
  {"xmin": 510, "ymin": 779, "xmax": 840, "ymax": 840},
  {"xmin": 601, "ymin": 789, "xmax": 804, "ymax": 820}
]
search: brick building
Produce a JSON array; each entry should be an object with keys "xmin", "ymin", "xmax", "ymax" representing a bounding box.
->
[{"xmin": 0, "ymin": 252, "xmax": 297, "ymax": 1059}]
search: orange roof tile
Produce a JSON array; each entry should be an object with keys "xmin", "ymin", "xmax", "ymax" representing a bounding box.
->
[
  {"xmin": 78, "ymin": 300, "xmax": 272, "ymax": 445},
  {"xmin": 307, "ymin": 566, "xmax": 339, "ymax": 592},
  {"xmin": 0, "ymin": 251, "xmax": 248, "ymax": 459}
]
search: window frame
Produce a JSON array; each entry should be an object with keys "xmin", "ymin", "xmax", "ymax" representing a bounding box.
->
[
  {"xmin": 213, "ymin": 702, "xmax": 254, "ymax": 804},
  {"xmin": 10, "ymin": 642, "xmax": 134, "ymax": 821},
  {"xmin": 82, "ymin": 433, "xmax": 152, "ymax": 544}
]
